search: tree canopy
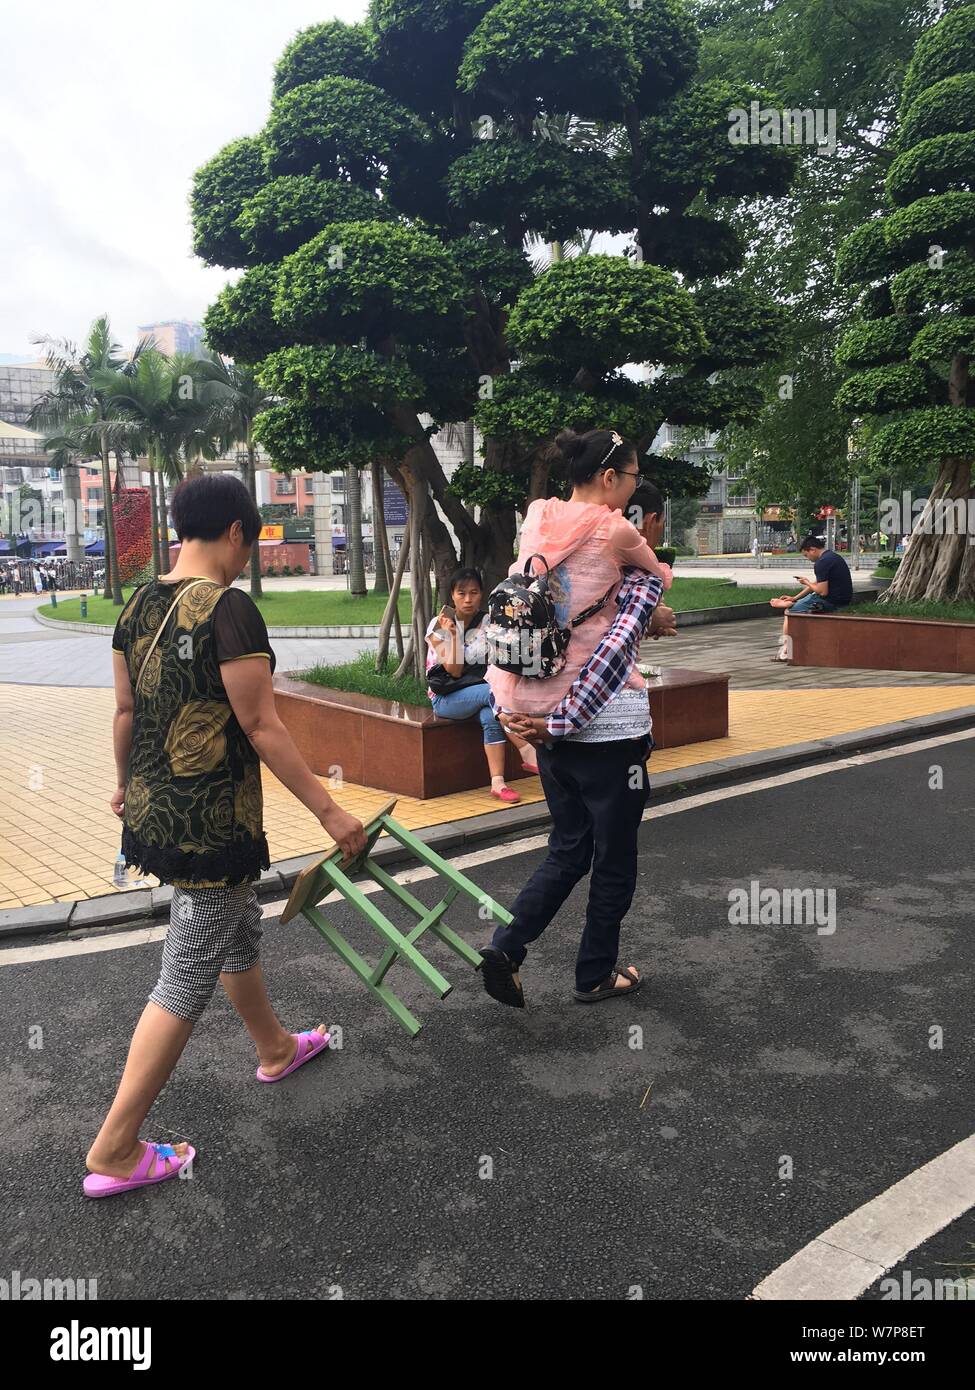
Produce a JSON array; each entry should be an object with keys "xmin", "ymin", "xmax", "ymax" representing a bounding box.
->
[
  {"xmin": 835, "ymin": 2, "xmax": 975, "ymax": 602},
  {"xmin": 191, "ymin": 0, "xmax": 796, "ymax": 589},
  {"xmin": 692, "ymin": 0, "xmax": 934, "ymax": 523}
]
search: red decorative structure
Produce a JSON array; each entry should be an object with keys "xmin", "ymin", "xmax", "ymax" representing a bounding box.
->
[{"xmin": 113, "ymin": 487, "xmax": 152, "ymax": 585}]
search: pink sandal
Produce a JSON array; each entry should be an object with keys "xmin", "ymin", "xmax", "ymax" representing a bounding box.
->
[
  {"xmin": 255, "ymin": 1029, "xmax": 330, "ymax": 1083},
  {"xmin": 491, "ymin": 785, "xmax": 520, "ymax": 804},
  {"xmin": 83, "ymin": 1141, "xmax": 196, "ymax": 1199}
]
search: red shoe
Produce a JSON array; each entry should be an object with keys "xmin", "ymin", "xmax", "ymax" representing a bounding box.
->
[
  {"xmin": 521, "ymin": 762, "xmax": 539, "ymax": 775},
  {"xmin": 491, "ymin": 785, "xmax": 520, "ymax": 804}
]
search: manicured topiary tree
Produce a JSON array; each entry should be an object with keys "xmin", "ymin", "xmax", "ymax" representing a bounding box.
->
[
  {"xmin": 835, "ymin": 4, "xmax": 975, "ymax": 603},
  {"xmin": 191, "ymin": 2, "xmax": 795, "ymax": 603}
]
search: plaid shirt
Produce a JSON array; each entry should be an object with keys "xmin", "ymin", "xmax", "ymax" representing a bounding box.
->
[{"xmin": 545, "ymin": 568, "xmax": 663, "ymax": 738}]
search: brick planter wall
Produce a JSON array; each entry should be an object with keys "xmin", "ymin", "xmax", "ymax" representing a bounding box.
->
[
  {"xmin": 273, "ymin": 667, "xmax": 729, "ymax": 799},
  {"xmin": 788, "ymin": 613, "xmax": 975, "ymax": 673}
]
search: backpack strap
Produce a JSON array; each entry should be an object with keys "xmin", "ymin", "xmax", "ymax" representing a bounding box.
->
[
  {"xmin": 569, "ymin": 583, "xmax": 616, "ymax": 629},
  {"xmin": 523, "ymin": 553, "xmax": 551, "ymax": 579}
]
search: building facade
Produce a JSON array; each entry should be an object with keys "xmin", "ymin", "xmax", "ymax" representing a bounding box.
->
[{"xmin": 136, "ymin": 320, "xmax": 205, "ymax": 357}]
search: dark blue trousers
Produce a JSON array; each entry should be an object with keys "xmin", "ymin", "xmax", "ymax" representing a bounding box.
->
[{"xmin": 491, "ymin": 736, "xmax": 651, "ymax": 992}]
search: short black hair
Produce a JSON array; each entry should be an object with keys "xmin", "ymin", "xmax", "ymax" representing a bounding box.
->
[
  {"xmin": 555, "ymin": 428, "xmax": 638, "ymax": 485},
  {"xmin": 627, "ymin": 483, "xmax": 665, "ymax": 527},
  {"xmin": 448, "ymin": 566, "xmax": 483, "ymax": 597},
  {"xmin": 170, "ymin": 473, "xmax": 261, "ymax": 545},
  {"xmin": 799, "ymin": 534, "xmax": 826, "ymax": 551}
]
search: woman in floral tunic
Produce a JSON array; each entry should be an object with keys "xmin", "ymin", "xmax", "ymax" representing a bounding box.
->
[{"xmin": 83, "ymin": 474, "xmax": 366, "ymax": 1199}]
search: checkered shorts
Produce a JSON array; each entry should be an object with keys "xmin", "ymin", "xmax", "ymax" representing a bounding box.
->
[{"xmin": 149, "ymin": 884, "xmax": 264, "ymax": 1023}]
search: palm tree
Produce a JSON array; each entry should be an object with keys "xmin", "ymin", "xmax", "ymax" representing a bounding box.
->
[
  {"xmin": 97, "ymin": 350, "xmax": 210, "ymax": 576},
  {"xmin": 30, "ymin": 316, "xmax": 151, "ymax": 604},
  {"xmin": 195, "ymin": 354, "xmax": 274, "ymax": 599}
]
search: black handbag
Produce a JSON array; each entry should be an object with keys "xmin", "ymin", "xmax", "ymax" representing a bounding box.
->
[
  {"xmin": 427, "ymin": 664, "xmax": 487, "ymax": 696},
  {"xmin": 427, "ymin": 610, "xmax": 488, "ymax": 696}
]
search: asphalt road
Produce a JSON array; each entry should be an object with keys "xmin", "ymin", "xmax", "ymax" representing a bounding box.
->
[{"xmin": 2, "ymin": 738, "xmax": 973, "ymax": 1301}]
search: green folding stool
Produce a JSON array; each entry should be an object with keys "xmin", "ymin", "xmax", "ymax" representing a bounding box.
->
[{"xmin": 280, "ymin": 798, "xmax": 513, "ymax": 1036}]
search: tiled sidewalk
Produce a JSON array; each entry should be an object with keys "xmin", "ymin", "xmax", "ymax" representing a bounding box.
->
[{"xmin": 1, "ymin": 682, "xmax": 973, "ymax": 909}]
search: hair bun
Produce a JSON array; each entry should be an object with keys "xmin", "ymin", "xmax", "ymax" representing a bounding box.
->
[{"xmin": 555, "ymin": 428, "xmax": 587, "ymax": 461}]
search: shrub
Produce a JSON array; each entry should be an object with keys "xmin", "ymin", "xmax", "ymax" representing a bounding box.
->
[
  {"xmin": 282, "ymin": 564, "xmax": 292, "ymax": 576},
  {"xmin": 655, "ymin": 545, "xmax": 677, "ymax": 566}
]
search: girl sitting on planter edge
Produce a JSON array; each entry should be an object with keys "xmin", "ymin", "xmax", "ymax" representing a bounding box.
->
[{"xmin": 425, "ymin": 567, "xmax": 539, "ymax": 804}]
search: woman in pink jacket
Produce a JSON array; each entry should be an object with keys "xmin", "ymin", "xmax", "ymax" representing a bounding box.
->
[{"xmin": 481, "ymin": 427, "xmax": 671, "ymax": 1007}]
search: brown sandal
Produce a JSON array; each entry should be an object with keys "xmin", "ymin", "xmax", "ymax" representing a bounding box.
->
[{"xmin": 573, "ymin": 966, "xmax": 643, "ymax": 1004}]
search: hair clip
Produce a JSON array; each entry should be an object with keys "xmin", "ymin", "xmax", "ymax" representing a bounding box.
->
[{"xmin": 597, "ymin": 431, "xmax": 624, "ymax": 470}]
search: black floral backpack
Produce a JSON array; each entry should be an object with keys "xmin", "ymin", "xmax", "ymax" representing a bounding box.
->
[{"xmin": 485, "ymin": 553, "xmax": 614, "ymax": 678}]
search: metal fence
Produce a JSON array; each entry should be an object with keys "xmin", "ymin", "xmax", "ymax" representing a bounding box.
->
[{"xmin": 0, "ymin": 558, "xmax": 99, "ymax": 593}]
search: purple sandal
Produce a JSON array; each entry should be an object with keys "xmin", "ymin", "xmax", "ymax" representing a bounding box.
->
[
  {"xmin": 255, "ymin": 1029, "xmax": 330, "ymax": 1083},
  {"xmin": 83, "ymin": 1141, "xmax": 195, "ymax": 1199}
]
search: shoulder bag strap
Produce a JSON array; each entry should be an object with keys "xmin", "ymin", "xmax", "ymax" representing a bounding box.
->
[{"xmin": 135, "ymin": 579, "xmax": 212, "ymax": 694}]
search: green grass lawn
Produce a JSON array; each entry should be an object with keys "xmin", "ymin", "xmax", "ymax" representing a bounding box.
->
[
  {"xmin": 39, "ymin": 575, "xmax": 786, "ymax": 627},
  {"xmin": 39, "ymin": 587, "xmax": 412, "ymax": 628},
  {"xmin": 667, "ymin": 578, "xmax": 785, "ymax": 610},
  {"xmin": 850, "ymin": 598, "xmax": 975, "ymax": 623}
]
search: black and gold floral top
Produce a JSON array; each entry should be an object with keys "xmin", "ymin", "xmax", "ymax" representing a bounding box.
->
[{"xmin": 112, "ymin": 578, "xmax": 275, "ymax": 888}]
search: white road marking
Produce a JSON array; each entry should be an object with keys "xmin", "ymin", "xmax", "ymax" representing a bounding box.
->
[
  {"xmin": 0, "ymin": 922, "xmax": 168, "ymax": 967},
  {"xmin": 751, "ymin": 1132, "xmax": 975, "ymax": 1300},
  {"xmin": 3, "ymin": 725, "xmax": 974, "ymax": 968}
]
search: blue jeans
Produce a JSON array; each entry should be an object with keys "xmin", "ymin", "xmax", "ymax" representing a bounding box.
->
[
  {"xmin": 790, "ymin": 593, "xmax": 838, "ymax": 614},
  {"xmin": 431, "ymin": 683, "xmax": 505, "ymax": 745}
]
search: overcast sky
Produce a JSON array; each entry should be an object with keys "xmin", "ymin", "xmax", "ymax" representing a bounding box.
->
[{"xmin": 0, "ymin": 0, "xmax": 368, "ymax": 360}]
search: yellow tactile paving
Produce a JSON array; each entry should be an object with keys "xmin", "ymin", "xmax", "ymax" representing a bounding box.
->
[{"xmin": 0, "ymin": 682, "xmax": 972, "ymax": 909}]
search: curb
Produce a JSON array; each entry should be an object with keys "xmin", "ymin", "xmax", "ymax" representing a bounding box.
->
[
  {"xmin": 34, "ymin": 612, "xmax": 387, "ymax": 639},
  {"xmin": 3, "ymin": 701, "xmax": 974, "ymax": 943},
  {"xmin": 35, "ymin": 593, "xmax": 878, "ymax": 640}
]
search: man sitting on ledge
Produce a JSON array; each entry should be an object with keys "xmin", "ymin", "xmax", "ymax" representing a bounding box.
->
[{"xmin": 772, "ymin": 534, "xmax": 853, "ymax": 662}]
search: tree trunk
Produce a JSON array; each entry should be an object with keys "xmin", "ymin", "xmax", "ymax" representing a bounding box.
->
[
  {"xmin": 346, "ymin": 464, "xmax": 367, "ymax": 596},
  {"xmin": 371, "ymin": 460, "xmax": 390, "ymax": 597},
  {"xmin": 882, "ymin": 354, "xmax": 973, "ymax": 605},
  {"xmin": 148, "ymin": 453, "xmax": 162, "ymax": 578},
  {"xmin": 101, "ymin": 442, "xmax": 123, "ymax": 604},
  {"xmin": 158, "ymin": 474, "xmax": 171, "ymax": 575},
  {"xmin": 246, "ymin": 440, "xmax": 263, "ymax": 599},
  {"xmin": 463, "ymin": 418, "xmax": 475, "ymax": 466},
  {"xmin": 376, "ymin": 525, "xmax": 410, "ymax": 671},
  {"xmin": 99, "ymin": 445, "xmax": 112, "ymax": 600},
  {"xmin": 395, "ymin": 472, "xmax": 428, "ymax": 680}
]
